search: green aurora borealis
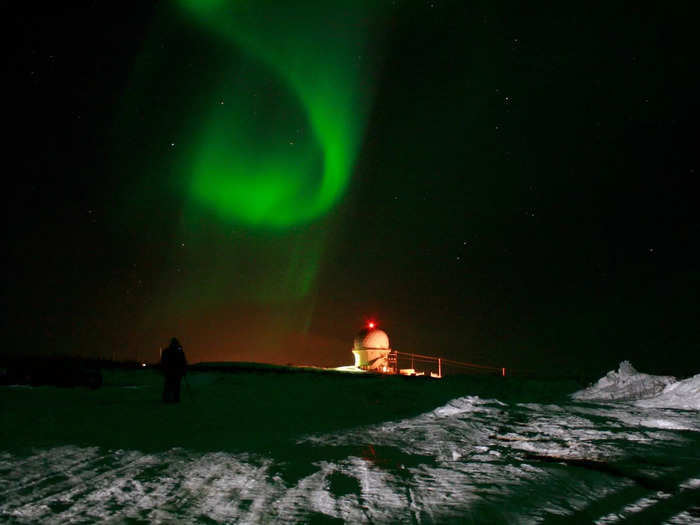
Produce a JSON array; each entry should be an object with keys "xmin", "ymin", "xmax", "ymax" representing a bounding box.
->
[
  {"xmin": 179, "ymin": 0, "xmax": 376, "ymax": 228},
  {"xmin": 108, "ymin": 1, "xmax": 385, "ymax": 357},
  {"xmin": 10, "ymin": 1, "xmax": 700, "ymax": 373}
]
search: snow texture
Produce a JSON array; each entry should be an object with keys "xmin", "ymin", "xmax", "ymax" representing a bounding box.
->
[
  {"xmin": 635, "ymin": 373, "xmax": 700, "ymax": 410},
  {"xmin": 2, "ymin": 367, "xmax": 699, "ymax": 523},
  {"xmin": 571, "ymin": 361, "xmax": 677, "ymax": 402},
  {"xmin": 2, "ymin": 394, "xmax": 699, "ymax": 523}
]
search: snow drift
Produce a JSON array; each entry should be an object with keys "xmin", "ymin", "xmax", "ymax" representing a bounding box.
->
[
  {"xmin": 635, "ymin": 373, "xmax": 700, "ymax": 410},
  {"xmin": 572, "ymin": 361, "xmax": 700, "ymax": 410}
]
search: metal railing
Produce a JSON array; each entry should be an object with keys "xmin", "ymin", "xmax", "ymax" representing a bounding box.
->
[{"xmin": 391, "ymin": 351, "xmax": 508, "ymax": 377}]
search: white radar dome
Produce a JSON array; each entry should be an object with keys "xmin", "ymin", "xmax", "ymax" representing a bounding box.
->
[{"xmin": 353, "ymin": 328, "xmax": 390, "ymax": 350}]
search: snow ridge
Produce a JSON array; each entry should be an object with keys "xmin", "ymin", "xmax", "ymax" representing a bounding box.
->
[
  {"xmin": 572, "ymin": 361, "xmax": 700, "ymax": 410},
  {"xmin": 635, "ymin": 373, "xmax": 700, "ymax": 410}
]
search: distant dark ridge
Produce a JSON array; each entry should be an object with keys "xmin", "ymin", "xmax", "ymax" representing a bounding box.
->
[
  {"xmin": 0, "ymin": 355, "xmax": 150, "ymax": 369},
  {"xmin": 191, "ymin": 361, "xmax": 320, "ymax": 372},
  {"xmin": 0, "ymin": 355, "xmax": 605, "ymax": 386},
  {"xmin": 0, "ymin": 355, "xmax": 161, "ymax": 388},
  {"xmin": 0, "ymin": 355, "xmax": 106, "ymax": 388},
  {"xmin": 190, "ymin": 361, "xmax": 400, "ymax": 380}
]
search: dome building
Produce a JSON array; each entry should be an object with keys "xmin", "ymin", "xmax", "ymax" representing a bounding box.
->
[{"xmin": 352, "ymin": 327, "xmax": 393, "ymax": 372}]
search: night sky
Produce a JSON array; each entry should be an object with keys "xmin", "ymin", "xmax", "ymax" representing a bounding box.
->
[{"xmin": 7, "ymin": 1, "xmax": 699, "ymax": 376}]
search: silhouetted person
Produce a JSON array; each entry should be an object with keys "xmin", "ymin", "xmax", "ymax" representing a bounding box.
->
[{"xmin": 161, "ymin": 337, "xmax": 187, "ymax": 403}]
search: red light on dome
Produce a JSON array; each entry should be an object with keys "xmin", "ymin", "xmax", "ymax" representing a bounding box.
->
[{"xmin": 368, "ymin": 321, "xmax": 375, "ymax": 329}]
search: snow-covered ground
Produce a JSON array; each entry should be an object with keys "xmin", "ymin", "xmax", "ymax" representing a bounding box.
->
[
  {"xmin": 571, "ymin": 360, "xmax": 700, "ymax": 410},
  {"xmin": 634, "ymin": 373, "xmax": 700, "ymax": 411},
  {"xmin": 1, "ymin": 363, "xmax": 698, "ymax": 523}
]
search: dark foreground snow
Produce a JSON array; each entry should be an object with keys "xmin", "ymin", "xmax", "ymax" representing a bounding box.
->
[{"xmin": 1, "ymin": 363, "xmax": 698, "ymax": 523}]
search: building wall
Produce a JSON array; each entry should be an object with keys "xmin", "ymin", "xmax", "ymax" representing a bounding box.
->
[{"xmin": 352, "ymin": 349, "xmax": 391, "ymax": 371}]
